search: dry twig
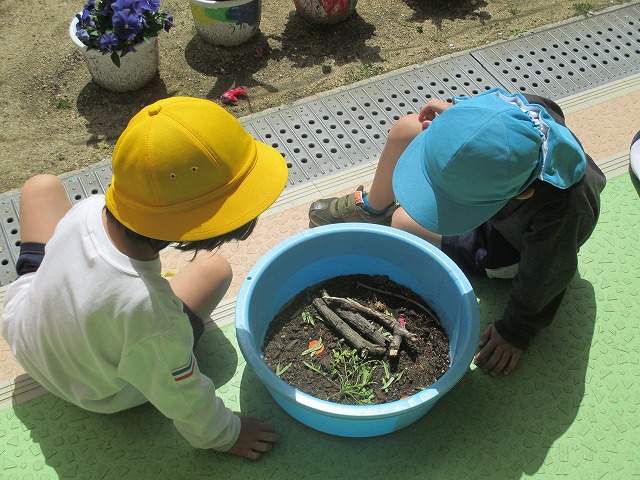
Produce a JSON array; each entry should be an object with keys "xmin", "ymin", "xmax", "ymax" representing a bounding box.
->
[
  {"xmin": 312, "ymin": 298, "xmax": 386, "ymax": 358},
  {"xmin": 321, "ymin": 291, "xmax": 418, "ymax": 344},
  {"xmin": 335, "ymin": 308, "xmax": 389, "ymax": 346},
  {"xmin": 356, "ymin": 282, "xmax": 441, "ymax": 325}
]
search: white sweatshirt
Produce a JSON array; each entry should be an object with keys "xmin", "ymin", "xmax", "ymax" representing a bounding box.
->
[{"xmin": 2, "ymin": 195, "xmax": 240, "ymax": 450}]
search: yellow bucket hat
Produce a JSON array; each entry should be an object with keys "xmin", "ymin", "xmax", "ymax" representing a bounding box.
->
[{"xmin": 105, "ymin": 96, "xmax": 288, "ymax": 241}]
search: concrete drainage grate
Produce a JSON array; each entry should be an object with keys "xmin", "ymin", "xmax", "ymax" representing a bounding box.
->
[{"xmin": 0, "ymin": 3, "xmax": 638, "ymax": 286}]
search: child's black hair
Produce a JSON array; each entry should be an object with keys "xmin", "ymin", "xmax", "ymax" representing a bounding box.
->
[{"xmin": 104, "ymin": 206, "xmax": 257, "ymax": 255}]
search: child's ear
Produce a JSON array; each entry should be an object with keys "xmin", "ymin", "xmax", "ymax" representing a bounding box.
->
[{"xmin": 515, "ymin": 188, "xmax": 535, "ymax": 200}]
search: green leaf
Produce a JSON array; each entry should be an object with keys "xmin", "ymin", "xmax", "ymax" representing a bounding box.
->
[
  {"xmin": 303, "ymin": 361, "xmax": 326, "ymax": 376},
  {"xmin": 382, "ymin": 361, "xmax": 391, "ymax": 378},
  {"xmin": 110, "ymin": 51, "xmax": 121, "ymax": 68},
  {"xmin": 381, "ymin": 376, "xmax": 395, "ymax": 391},
  {"xmin": 301, "ymin": 310, "xmax": 314, "ymax": 325},
  {"xmin": 275, "ymin": 362, "xmax": 292, "ymax": 376}
]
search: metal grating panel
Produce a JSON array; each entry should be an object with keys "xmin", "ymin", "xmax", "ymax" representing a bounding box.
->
[
  {"xmin": 472, "ymin": 3, "xmax": 640, "ymax": 97},
  {"xmin": 241, "ymin": 54, "xmax": 504, "ymax": 187},
  {"xmin": 0, "ymin": 3, "xmax": 638, "ymax": 285},
  {"xmin": 406, "ymin": 56, "xmax": 500, "ymax": 100},
  {"xmin": 0, "ymin": 195, "xmax": 21, "ymax": 286},
  {"xmin": 62, "ymin": 165, "xmax": 112, "ymax": 205},
  {"xmin": 0, "ymin": 166, "xmax": 114, "ymax": 285}
]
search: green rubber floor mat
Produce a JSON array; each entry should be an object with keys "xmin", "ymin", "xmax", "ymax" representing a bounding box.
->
[{"xmin": 1, "ymin": 173, "xmax": 638, "ymax": 479}]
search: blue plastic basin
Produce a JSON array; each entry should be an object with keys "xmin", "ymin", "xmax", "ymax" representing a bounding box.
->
[{"xmin": 235, "ymin": 224, "xmax": 480, "ymax": 437}]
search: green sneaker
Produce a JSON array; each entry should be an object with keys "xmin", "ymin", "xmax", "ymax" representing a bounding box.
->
[{"xmin": 308, "ymin": 185, "xmax": 397, "ymax": 227}]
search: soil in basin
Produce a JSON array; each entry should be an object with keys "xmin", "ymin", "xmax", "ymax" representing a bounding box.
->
[{"xmin": 262, "ymin": 274, "xmax": 450, "ymax": 405}]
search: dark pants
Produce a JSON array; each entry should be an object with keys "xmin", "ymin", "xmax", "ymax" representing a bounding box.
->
[{"xmin": 441, "ymin": 222, "xmax": 520, "ymax": 277}]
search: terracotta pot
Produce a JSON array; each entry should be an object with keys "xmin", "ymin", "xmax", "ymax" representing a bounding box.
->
[
  {"xmin": 189, "ymin": 0, "xmax": 261, "ymax": 46},
  {"xmin": 69, "ymin": 16, "xmax": 159, "ymax": 92},
  {"xmin": 294, "ymin": 0, "xmax": 357, "ymax": 24}
]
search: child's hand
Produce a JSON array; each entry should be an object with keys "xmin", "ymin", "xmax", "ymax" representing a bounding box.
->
[
  {"xmin": 473, "ymin": 325, "xmax": 523, "ymax": 376},
  {"xmin": 418, "ymin": 99, "xmax": 452, "ymax": 129},
  {"xmin": 226, "ymin": 414, "xmax": 278, "ymax": 460}
]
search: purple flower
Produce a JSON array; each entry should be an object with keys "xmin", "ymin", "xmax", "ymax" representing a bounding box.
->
[
  {"xmin": 163, "ymin": 13, "xmax": 174, "ymax": 32},
  {"xmin": 73, "ymin": 0, "xmax": 173, "ymax": 65},
  {"xmin": 111, "ymin": 0, "xmax": 140, "ymax": 14},
  {"xmin": 112, "ymin": 9, "xmax": 143, "ymax": 40},
  {"xmin": 138, "ymin": 0, "xmax": 160, "ymax": 13},
  {"xmin": 78, "ymin": 11, "xmax": 97, "ymax": 29},
  {"xmin": 78, "ymin": 9, "xmax": 92, "ymax": 22},
  {"xmin": 99, "ymin": 32, "xmax": 119, "ymax": 52},
  {"xmin": 76, "ymin": 28, "xmax": 91, "ymax": 45}
]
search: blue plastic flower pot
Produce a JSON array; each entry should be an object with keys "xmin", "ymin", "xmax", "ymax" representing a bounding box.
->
[{"xmin": 235, "ymin": 224, "xmax": 480, "ymax": 437}]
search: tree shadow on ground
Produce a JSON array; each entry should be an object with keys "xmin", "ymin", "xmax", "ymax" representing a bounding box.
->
[
  {"xmin": 10, "ymin": 325, "xmax": 240, "ymax": 478},
  {"xmin": 75, "ymin": 75, "xmax": 170, "ymax": 148},
  {"xmin": 403, "ymin": 0, "xmax": 489, "ymax": 28},
  {"xmin": 275, "ymin": 11, "xmax": 381, "ymax": 68},
  {"xmin": 7, "ymin": 272, "xmax": 596, "ymax": 477},
  {"xmin": 629, "ymin": 168, "xmax": 640, "ymax": 197},
  {"xmin": 184, "ymin": 32, "xmax": 279, "ymax": 103},
  {"xmin": 184, "ymin": 11, "xmax": 381, "ymax": 102},
  {"xmin": 237, "ymin": 272, "xmax": 596, "ymax": 478}
]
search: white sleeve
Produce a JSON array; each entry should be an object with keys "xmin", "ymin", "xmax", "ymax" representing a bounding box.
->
[{"xmin": 118, "ymin": 326, "xmax": 241, "ymax": 451}]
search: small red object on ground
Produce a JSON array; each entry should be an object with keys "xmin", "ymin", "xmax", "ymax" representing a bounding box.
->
[{"xmin": 220, "ymin": 87, "xmax": 247, "ymax": 104}]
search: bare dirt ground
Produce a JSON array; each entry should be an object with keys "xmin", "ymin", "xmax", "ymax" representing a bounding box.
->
[{"xmin": 0, "ymin": 0, "xmax": 626, "ymax": 193}]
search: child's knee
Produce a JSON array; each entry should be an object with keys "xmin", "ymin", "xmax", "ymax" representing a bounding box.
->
[
  {"xmin": 203, "ymin": 254, "xmax": 233, "ymax": 285},
  {"xmin": 388, "ymin": 114, "xmax": 421, "ymax": 143},
  {"xmin": 22, "ymin": 174, "xmax": 64, "ymax": 197},
  {"xmin": 390, "ymin": 207, "xmax": 419, "ymax": 231},
  {"xmin": 391, "ymin": 208, "xmax": 442, "ymax": 248}
]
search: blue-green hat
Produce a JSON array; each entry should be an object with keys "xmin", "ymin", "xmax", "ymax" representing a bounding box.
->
[{"xmin": 392, "ymin": 88, "xmax": 586, "ymax": 236}]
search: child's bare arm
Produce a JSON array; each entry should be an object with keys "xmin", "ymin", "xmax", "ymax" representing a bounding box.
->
[
  {"xmin": 418, "ymin": 99, "xmax": 453, "ymax": 129},
  {"xmin": 225, "ymin": 415, "xmax": 278, "ymax": 460}
]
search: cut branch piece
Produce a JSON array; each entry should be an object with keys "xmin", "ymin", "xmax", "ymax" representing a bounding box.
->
[
  {"xmin": 389, "ymin": 327, "xmax": 403, "ymax": 358},
  {"xmin": 356, "ymin": 281, "xmax": 441, "ymax": 325},
  {"xmin": 312, "ymin": 298, "xmax": 386, "ymax": 358},
  {"xmin": 335, "ymin": 308, "xmax": 389, "ymax": 346},
  {"xmin": 321, "ymin": 292, "xmax": 418, "ymax": 344}
]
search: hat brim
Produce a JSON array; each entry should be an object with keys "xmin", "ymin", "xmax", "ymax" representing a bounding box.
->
[
  {"xmin": 106, "ymin": 140, "xmax": 288, "ymax": 241},
  {"xmin": 392, "ymin": 131, "xmax": 508, "ymax": 237}
]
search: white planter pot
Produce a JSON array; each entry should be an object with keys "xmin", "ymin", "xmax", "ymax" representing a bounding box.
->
[
  {"xmin": 189, "ymin": 0, "xmax": 261, "ymax": 47},
  {"xmin": 69, "ymin": 16, "xmax": 159, "ymax": 92}
]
